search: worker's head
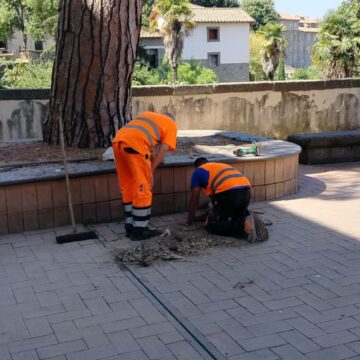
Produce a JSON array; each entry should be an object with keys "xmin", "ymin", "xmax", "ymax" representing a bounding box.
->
[
  {"xmin": 194, "ymin": 157, "xmax": 208, "ymax": 168},
  {"xmin": 163, "ymin": 112, "xmax": 175, "ymax": 122}
]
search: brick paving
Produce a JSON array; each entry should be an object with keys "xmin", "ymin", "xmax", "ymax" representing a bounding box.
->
[{"xmin": 0, "ymin": 162, "xmax": 360, "ymax": 359}]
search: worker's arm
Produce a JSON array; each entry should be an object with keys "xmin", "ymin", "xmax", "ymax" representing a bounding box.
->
[
  {"xmin": 187, "ymin": 187, "xmax": 201, "ymax": 226},
  {"xmin": 151, "ymin": 144, "xmax": 169, "ymax": 172}
]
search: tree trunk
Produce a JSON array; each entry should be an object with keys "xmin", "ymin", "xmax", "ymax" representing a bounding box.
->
[
  {"xmin": 43, "ymin": 0, "xmax": 142, "ymax": 148},
  {"xmin": 172, "ymin": 65, "xmax": 178, "ymax": 83},
  {"xmin": 22, "ymin": 33, "xmax": 27, "ymax": 50}
]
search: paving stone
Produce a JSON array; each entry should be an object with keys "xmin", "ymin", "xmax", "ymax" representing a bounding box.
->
[
  {"xmin": 271, "ymin": 344, "xmax": 308, "ymax": 360},
  {"xmin": 47, "ymin": 309, "xmax": 92, "ymax": 324},
  {"xmin": 216, "ymin": 318, "xmax": 252, "ymax": 340},
  {"xmin": 52, "ymin": 321, "xmax": 81, "ymax": 342},
  {"xmin": 158, "ymin": 330, "xmax": 185, "ymax": 344},
  {"xmin": 137, "ymin": 335, "xmax": 173, "ymax": 359},
  {"xmin": 238, "ymin": 334, "xmax": 287, "ymax": 352},
  {"xmin": 129, "ymin": 298, "xmax": 166, "ymax": 324},
  {"xmin": 11, "ymin": 350, "xmax": 39, "ymax": 360},
  {"xmin": 84, "ymin": 298, "xmax": 112, "ymax": 315},
  {"xmin": 234, "ymin": 296, "xmax": 269, "ymax": 314},
  {"xmin": 129, "ymin": 322, "xmax": 176, "ymax": 339},
  {"xmin": 279, "ymin": 330, "xmax": 321, "ymax": 353},
  {"xmin": 287, "ymin": 317, "xmax": 325, "ymax": 338},
  {"xmin": 317, "ymin": 317, "xmax": 360, "ymax": 333},
  {"xmin": 208, "ymin": 331, "xmax": 244, "ymax": 357},
  {"xmin": 25, "ymin": 317, "xmax": 53, "ymax": 337},
  {"xmin": 0, "ymin": 345, "xmax": 11, "ymax": 360},
  {"xmin": 247, "ymin": 321, "xmax": 292, "ymax": 337},
  {"xmin": 101, "ymin": 317, "xmax": 146, "ymax": 334},
  {"xmin": 167, "ymin": 341, "xmax": 204, "ymax": 360},
  {"xmin": 107, "ymin": 330, "xmax": 140, "ymax": 354},
  {"xmin": 66, "ymin": 344, "xmax": 118, "ymax": 360},
  {"xmin": 229, "ymin": 349, "xmax": 279, "ymax": 360},
  {"xmin": 307, "ymin": 345, "xmax": 356, "ymax": 360},
  {"xmin": 8, "ymin": 335, "xmax": 58, "ymax": 353},
  {"xmin": 36, "ymin": 340, "xmax": 87, "ymax": 359},
  {"xmin": 102, "ymin": 350, "xmax": 149, "ymax": 360},
  {"xmin": 263, "ymin": 297, "xmax": 303, "ymax": 311},
  {"xmin": 312, "ymin": 330, "xmax": 358, "ymax": 348},
  {"xmin": 80, "ymin": 326, "xmax": 110, "ymax": 348}
]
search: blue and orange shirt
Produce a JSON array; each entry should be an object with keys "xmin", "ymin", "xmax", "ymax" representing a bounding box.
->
[{"xmin": 191, "ymin": 162, "xmax": 251, "ymax": 197}]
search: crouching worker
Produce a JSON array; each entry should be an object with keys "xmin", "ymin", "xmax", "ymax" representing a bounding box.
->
[
  {"xmin": 186, "ymin": 157, "xmax": 258, "ymax": 243},
  {"xmin": 112, "ymin": 111, "xmax": 177, "ymax": 241}
]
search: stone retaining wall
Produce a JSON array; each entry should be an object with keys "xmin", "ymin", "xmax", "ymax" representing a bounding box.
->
[{"xmin": 1, "ymin": 79, "xmax": 359, "ymax": 141}]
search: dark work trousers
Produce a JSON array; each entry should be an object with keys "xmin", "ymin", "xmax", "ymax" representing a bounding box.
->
[{"xmin": 206, "ymin": 187, "xmax": 251, "ymax": 238}]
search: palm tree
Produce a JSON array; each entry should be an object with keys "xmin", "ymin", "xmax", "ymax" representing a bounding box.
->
[
  {"xmin": 258, "ymin": 22, "xmax": 286, "ymax": 81},
  {"xmin": 313, "ymin": 4, "xmax": 360, "ymax": 78},
  {"xmin": 151, "ymin": 0, "xmax": 194, "ymax": 83}
]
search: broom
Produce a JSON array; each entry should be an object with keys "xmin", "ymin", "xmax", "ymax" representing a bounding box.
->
[{"xmin": 56, "ymin": 116, "xmax": 97, "ymax": 244}]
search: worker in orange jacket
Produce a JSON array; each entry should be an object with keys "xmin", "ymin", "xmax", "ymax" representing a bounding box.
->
[
  {"xmin": 185, "ymin": 157, "xmax": 257, "ymax": 242},
  {"xmin": 112, "ymin": 111, "xmax": 177, "ymax": 241}
]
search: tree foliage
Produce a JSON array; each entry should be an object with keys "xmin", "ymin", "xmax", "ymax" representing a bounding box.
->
[
  {"xmin": 152, "ymin": 0, "xmax": 195, "ymax": 83},
  {"xmin": 0, "ymin": 0, "xmax": 57, "ymax": 49},
  {"xmin": 240, "ymin": 0, "xmax": 279, "ymax": 31},
  {"xmin": 249, "ymin": 32, "xmax": 266, "ymax": 80},
  {"xmin": 258, "ymin": 22, "xmax": 286, "ymax": 80},
  {"xmin": 313, "ymin": 1, "xmax": 360, "ymax": 78},
  {"xmin": 142, "ymin": 0, "xmax": 155, "ymax": 29},
  {"xmin": 276, "ymin": 56, "xmax": 285, "ymax": 80},
  {"xmin": 0, "ymin": 59, "xmax": 52, "ymax": 88},
  {"xmin": 133, "ymin": 61, "xmax": 218, "ymax": 85},
  {"xmin": 191, "ymin": 0, "xmax": 239, "ymax": 7},
  {"xmin": 290, "ymin": 66, "xmax": 323, "ymax": 80}
]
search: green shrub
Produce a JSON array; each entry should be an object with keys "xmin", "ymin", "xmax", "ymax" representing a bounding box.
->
[
  {"xmin": 1, "ymin": 60, "xmax": 53, "ymax": 88},
  {"xmin": 290, "ymin": 66, "xmax": 323, "ymax": 80},
  {"xmin": 133, "ymin": 60, "xmax": 218, "ymax": 85}
]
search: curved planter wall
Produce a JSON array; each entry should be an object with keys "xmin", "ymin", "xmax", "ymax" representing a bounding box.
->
[{"xmin": 0, "ymin": 131, "xmax": 301, "ymax": 235}]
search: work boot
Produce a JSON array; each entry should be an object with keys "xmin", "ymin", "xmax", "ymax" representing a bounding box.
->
[
  {"xmin": 130, "ymin": 227, "xmax": 163, "ymax": 241},
  {"xmin": 252, "ymin": 213, "xmax": 269, "ymax": 241},
  {"xmin": 125, "ymin": 224, "xmax": 133, "ymax": 238},
  {"xmin": 244, "ymin": 214, "xmax": 257, "ymax": 243}
]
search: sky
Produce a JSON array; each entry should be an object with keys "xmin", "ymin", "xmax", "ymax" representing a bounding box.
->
[{"xmin": 273, "ymin": 0, "xmax": 344, "ymax": 19}]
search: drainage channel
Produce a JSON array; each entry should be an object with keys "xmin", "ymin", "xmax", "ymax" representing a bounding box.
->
[{"xmin": 122, "ymin": 263, "xmax": 227, "ymax": 360}]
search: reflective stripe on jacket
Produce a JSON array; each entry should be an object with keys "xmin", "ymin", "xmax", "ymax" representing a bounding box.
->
[
  {"xmin": 112, "ymin": 111, "xmax": 177, "ymax": 156},
  {"xmin": 200, "ymin": 163, "xmax": 251, "ymax": 197}
]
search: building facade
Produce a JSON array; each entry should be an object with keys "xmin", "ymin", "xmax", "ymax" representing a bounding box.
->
[
  {"xmin": 280, "ymin": 14, "xmax": 319, "ymax": 68},
  {"xmin": 140, "ymin": 4, "xmax": 254, "ymax": 83}
]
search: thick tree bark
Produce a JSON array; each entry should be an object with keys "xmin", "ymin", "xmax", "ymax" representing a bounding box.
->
[{"xmin": 43, "ymin": 0, "xmax": 142, "ymax": 148}]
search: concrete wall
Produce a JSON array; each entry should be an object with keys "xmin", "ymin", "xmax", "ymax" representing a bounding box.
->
[
  {"xmin": 1, "ymin": 79, "xmax": 359, "ymax": 141},
  {"xmin": 0, "ymin": 90, "xmax": 49, "ymax": 141}
]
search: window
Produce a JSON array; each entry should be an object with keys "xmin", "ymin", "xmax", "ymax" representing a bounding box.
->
[
  {"xmin": 208, "ymin": 53, "xmax": 220, "ymax": 67},
  {"xmin": 207, "ymin": 27, "xmax": 220, "ymax": 42},
  {"xmin": 0, "ymin": 41, "xmax": 6, "ymax": 50},
  {"xmin": 35, "ymin": 41, "xmax": 43, "ymax": 51}
]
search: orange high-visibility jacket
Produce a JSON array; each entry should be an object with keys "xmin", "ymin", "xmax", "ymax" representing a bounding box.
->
[
  {"xmin": 113, "ymin": 111, "xmax": 177, "ymax": 156},
  {"xmin": 199, "ymin": 163, "xmax": 251, "ymax": 197}
]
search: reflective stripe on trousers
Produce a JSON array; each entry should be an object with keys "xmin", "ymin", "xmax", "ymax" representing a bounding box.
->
[
  {"xmin": 124, "ymin": 202, "xmax": 133, "ymax": 225},
  {"xmin": 132, "ymin": 206, "xmax": 151, "ymax": 228}
]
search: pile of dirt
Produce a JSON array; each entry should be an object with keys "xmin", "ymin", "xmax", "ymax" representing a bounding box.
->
[
  {"xmin": 0, "ymin": 135, "xmax": 245, "ymax": 167},
  {"xmin": 113, "ymin": 224, "xmax": 247, "ymax": 266}
]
